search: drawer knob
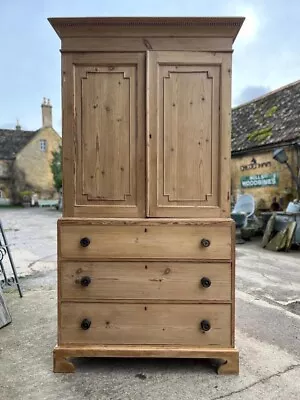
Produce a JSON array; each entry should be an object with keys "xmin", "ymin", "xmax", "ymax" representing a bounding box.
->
[
  {"xmin": 201, "ymin": 238, "xmax": 211, "ymax": 248},
  {"xmin": 81, "ymin": 319, "xmax": 91, "ymax": 330},
  {"xmin": 200, "ymin": 277, "xmax": 211, "ymax": 288},
  {"xmin": 80, "ymin": 237, "xmax": 91, "ymax": 247},
  {"xmin": 200, "ymin": 320, "xmax": 211, "ymax": 332},
  {"xmin": 80, "ymin": 276, "xmax": 91, "ymax": 287}
]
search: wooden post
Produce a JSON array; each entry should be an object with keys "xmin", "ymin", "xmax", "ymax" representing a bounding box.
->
[{"xmin": 0, "ymin": 286, "xmax": 12, "ymax": 329}]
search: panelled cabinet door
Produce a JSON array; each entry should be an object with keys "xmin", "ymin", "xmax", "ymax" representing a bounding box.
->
[
  {"xmin": 147, "ymin": 51, "xmax": 231, "ymax": 218},
  {"xmin": 64, "ymin": 53, "xmax": 145, "ymax": 217}
]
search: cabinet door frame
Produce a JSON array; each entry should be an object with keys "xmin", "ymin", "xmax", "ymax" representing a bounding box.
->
[
  {"xmin": 147, "ymin": 51, "xmax": 232, "ymax": 218},
  {"xmin": 62, "ymin": 52, "xmax": 146, "ymax": 218}
]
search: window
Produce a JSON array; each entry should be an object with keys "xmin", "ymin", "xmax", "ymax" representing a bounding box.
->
[
  {"xmin": 40, "ymin": 139, "xmax": 47, "ymax": 152},
  {"xmin": 0, "ymin": 190, "xmax": 3, "ymax": 198}
]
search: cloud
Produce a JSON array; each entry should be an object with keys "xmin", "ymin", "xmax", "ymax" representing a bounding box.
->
[
  {"xmin": 237, "ymin": 7, "xmax": 259, "ymax": 44},
  {"xmin": 235, "ymin": 85, "xmax": 271, "ymax": 106},
  {"xmin": 226, "ymin": 1, "xmax": 262, "ymax": 45}
]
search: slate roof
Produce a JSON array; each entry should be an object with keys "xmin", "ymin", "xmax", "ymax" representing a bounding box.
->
[
  {"xmin": 0, "ymin": 128, "xmax": 38, "ymax": 160},
  {"xmin": 232, "ymin": 80, "xmax": 300, "ymax": 154}
]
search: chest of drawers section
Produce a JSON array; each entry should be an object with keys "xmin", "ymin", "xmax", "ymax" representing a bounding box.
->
[{"xmin": 55, "ymin": 218, "xmax": 237, "ymax": 374}]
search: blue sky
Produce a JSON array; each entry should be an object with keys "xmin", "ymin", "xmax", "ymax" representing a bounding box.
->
[{"xmin": 1, "ymin": 0, "xmax": 300, "ymax": 133}]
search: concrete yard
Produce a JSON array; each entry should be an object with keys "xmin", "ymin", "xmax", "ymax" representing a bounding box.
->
[{"xmin": 0, "ymin": 208, "xmax": 300, "ymax": 400}]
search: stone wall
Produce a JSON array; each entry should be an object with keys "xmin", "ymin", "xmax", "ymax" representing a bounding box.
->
[
  {"xmin": 231, "ymin": 146, "xmax": 299, "ymax": 210},
  {"xmin": 15, "ymin": 127, "xmax": 61, "ymax": 198}
]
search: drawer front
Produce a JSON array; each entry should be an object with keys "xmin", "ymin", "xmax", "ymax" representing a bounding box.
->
[
  {"xmin": 60, "ymin": 261, "xmax": 231, "ymax": 301},
  {"xmin": 59, "ymin": 224, "xmax": 231, "ymax": 260},
  {"xmin": 60, "ymin": 303, "xmax": 232, "ymax": 346}
]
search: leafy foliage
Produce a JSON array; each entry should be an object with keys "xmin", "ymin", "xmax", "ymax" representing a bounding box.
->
[{"xmin": 51, "ymin": 145, "xmax": 62, "ymax": 191}]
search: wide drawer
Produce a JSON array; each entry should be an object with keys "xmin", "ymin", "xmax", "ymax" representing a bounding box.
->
[
  {"xmin": 60, "ymin": 303, "xmax": 232, "ymax": 346},
  {"xmin": 60, "ymin": 261, "xmax": 232, "ymax": 301},
  {"xmin": 59, "ymin": 222, "xmax": 232, "ymax": 260}
]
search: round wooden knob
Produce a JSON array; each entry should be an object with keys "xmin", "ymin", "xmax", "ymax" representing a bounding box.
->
[
  {"xmin": 81, "ymin": 319, "xmax": 91, "ymax": 330},
  {"xmin": 80, "ymin": 276, "xmax": 91, "ymax": 287},
  {"xmin": 200, "ymin": 320, "xmax": 211, "ymax": 332},
  {"xmin": 201, "ymin": 238, "xmax": 211, "ymax": 248},
  {"xmin": 80, "ymin": 237, "xmax": 90, "ymax": 247},
  {"xmin": 200, "ymin": 277, "xmax": 211, "ymax": 288}
]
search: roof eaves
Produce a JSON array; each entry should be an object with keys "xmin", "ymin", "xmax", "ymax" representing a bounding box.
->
[{"xmin": 232, "ymin": 138, "xmax": 300, "ymax": 156}]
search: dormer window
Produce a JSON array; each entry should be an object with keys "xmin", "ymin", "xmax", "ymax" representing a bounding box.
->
[{"xmin": 40, "ymin": 139, "xmax": 47, "ymax": 152}]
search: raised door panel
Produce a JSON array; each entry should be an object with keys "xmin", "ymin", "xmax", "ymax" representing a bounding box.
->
[
  {"xmin": 147, "ymin": 51, "xmax": 232, "ymax": 218},
  {"xmin": 65, "ymin": 53, "xmax": 145, "ymax": 217}
]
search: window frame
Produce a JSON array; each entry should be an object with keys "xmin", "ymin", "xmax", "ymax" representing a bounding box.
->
[{"xmin": 40, "ymin": 139, "xmax": 47, "ymax": 152}]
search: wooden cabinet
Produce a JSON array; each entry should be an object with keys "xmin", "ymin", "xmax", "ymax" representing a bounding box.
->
[{"xmin": 50, "ymin": 16, "xmax": 244, "ymax": 375}]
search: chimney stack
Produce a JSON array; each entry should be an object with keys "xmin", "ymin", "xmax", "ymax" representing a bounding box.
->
[
  {"xmin": 41, "ymin": 97, "xmax": 52, "ymax": 128},
  {"xmin": 15, "ymin": 119, "xmax": 21, "ymax": 130}
]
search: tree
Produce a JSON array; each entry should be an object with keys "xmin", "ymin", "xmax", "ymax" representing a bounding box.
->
[
  {"xmin": 51, "ymin": 145, "xmax": 62, "ymax": 191},
  {"xmin": 10, "ymin": 162, "xmax": 34, "ymax": 205}
]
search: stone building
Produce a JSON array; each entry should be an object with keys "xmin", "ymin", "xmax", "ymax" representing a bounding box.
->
[
  {"xmin": 0, "ymin": 99, "xmax": 61, "ymax": 203},
  {"xmin": 231, "ymin": 80, "xmax": 300, "ymax": 210}
]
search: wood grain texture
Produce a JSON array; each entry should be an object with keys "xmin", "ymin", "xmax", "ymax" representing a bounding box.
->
[
  {"xmin": 217, "ymin": 350, "xmax": 239, "ymax": 374},
  {"xmin": 53, "ymin": 351, "xmax": 75, "ymax": 373},
  {"xmin": 60, "ymin": 261, "xmax": 231, "ymax": 301},
  {"xmin": 219, "ymin": 53, "xmax": 232, "ymax": 217},
  {"xmin": 73, "ymin": 53, "xmax": 145, "ymax": 217},
  {"xmin": 61, "ymin": 50, "xmax": 232, "ymax": 219},
  {"xmin": 146, "ymin": 51, "xmax": 150, "ymax": 216},
  {"xmin": 148, "ymin": 51, "xmax": 230, "ymax": 218},
  {"xmin": 53, "ymin": 345, "xmax": 239, "ymax": 374},
  {"xmin": 57, "ymin": 222, "xmax": 62, "ymax": 344},
  {"xmin": 61, "ymin": 54, "xmax": 75, "ymax": 217},
  {"xmin": 160, "ymin": 64, "xmax": 219, "ymax": 205},
  {"xmin": 60, "ymin": 303, "xmax": 231, "ymax": 346},
  {"xmin": 61, "ymin": 37, "xmax": 233, "ymax": 53},
  {"xmin": 59, "ymin": 223, "xmax": 231, "ymax": 260},
  {"xmin": 81, "ymin": 67, "xmax": 132, "ymax": 201},
  {"xmin": 48, "ymin": 17, "xmax": 244, "ymax": 42},
  {"xmin": 58, "ymin": 218, "xmax": 233, "ymax": 226},
  {"xmin": 231, "ymin": 220, "xmax": 236, "ymax": 346}
]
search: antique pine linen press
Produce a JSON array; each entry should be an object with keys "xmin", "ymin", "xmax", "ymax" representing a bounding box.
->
[{"xmin": 49, "ymin": 17, "xmax": 244, "ymax": 374}]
